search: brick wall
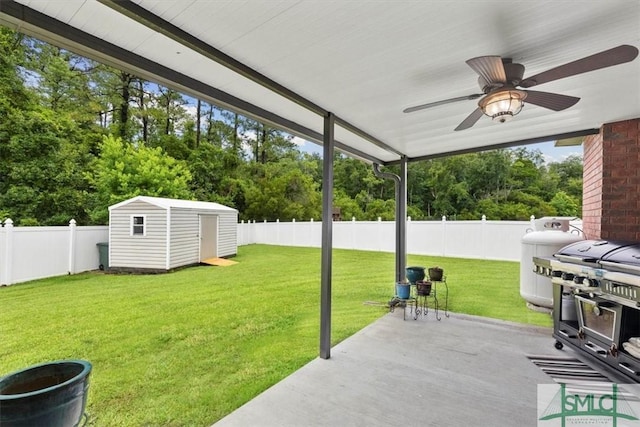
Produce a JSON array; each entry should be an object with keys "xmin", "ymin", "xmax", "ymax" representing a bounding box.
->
[
  {"xmin": 582, "ymin": 132, "xmax": 603, "ymax": 239},
  {"xmin": 582, "ymin": 118, "xmax": 640, "ymax": 241}
]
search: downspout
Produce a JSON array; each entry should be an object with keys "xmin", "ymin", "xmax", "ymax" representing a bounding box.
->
[{"xmin": 373, "ymin": 157, "xmax": 407, "ymax": 283}]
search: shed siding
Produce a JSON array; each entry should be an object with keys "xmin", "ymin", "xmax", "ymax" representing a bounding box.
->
[
  {"xmin": 110, "ymin": 201, "xmax": 167, "ymax": 269},
  {"xmin": 217, "ymin": 210, "xmax": 238, "ymax": 257},
  {"xmin": 168, "ymin": 208, "xmax": 200, "ymax": 269}
]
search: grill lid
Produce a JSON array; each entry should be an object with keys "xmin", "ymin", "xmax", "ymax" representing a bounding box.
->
[
  {"xmin": 599, "ymin": 243, "xmax": 640, "ymax": 274},
  {"xmin": 554, "ymin": 240, "xmax": 636, "ymax": 264}
]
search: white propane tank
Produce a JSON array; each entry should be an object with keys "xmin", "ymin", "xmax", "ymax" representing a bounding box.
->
[{"xmin": 520, "ymin": 217, "xmax": 584, "ymax": 309}]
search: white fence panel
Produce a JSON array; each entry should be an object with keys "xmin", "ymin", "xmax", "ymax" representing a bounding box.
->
[
  {"xmin": 333, "ymin": 220, "xmax": 358, "ymax": 250},
  {"xmin": 483, "ymin": 221, "xmax": 531, "ymax": 260},
  {"xmin": 0, "ymin": 220, "xmax": 109, "ymax": 286},
  {"xmin": 237, "ymin": 221, "xmax": 249, "ymax": 246},
  {"xmin": 442, "ymin": 221, "xmax": 483, "ymax": 259},
  {"xmin": 74, "ymin": 227, "xmax": 109, "ymax": 272},
  {"xmin": 274, "ymin": 221, "xmax": 293, "ymax": 246},
  {"xmin": 298, "ymin": 221, "xmax": 320, "ymax": 247},
  {"xmin": 8, "ymin": 226, "xmax": 69, "ymax": 284},
  {"xmin": 406, "ymin": 220, "xmax": 444, "ymax": 255}
]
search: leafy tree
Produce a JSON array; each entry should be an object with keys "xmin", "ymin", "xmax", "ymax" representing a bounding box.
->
[
  {"xmin": 424, "ymin": 159, "xmax": 471, "ymax": 218},
  {"xmin": 189, "ymin": 143, "xmax": 241, "ymax": 203},
  {"xmin": 333, "ymin": 155, "xmax": 384, "ymax": 200},
  {"xmin": 0, "ymin": 29, "xmax": 96, "ymax": 225},
  {"xmin": 548, "ymin": 155, "xmax": 583, "ymax": 201},
  {"xmin": 550, "ymin": 191, "xmax": 580, "ymax": 216},
  {"xmin": 86, "ymin": 135, "xmax": 192, "ymax": 223},
  {"xmin": 363, "ymin": 199, "xmax": 396, "ymax": 221},
  {"xmin": 507, "ymin": 148, "xmax": 545, "ymax": 195},
  {"xmin": 333, "ymin": 189, "xmax": 364, "ymax": 220},
  {"xmin": 242, "ymin": 160, "xmax": 321, "ymax": 221},
  {"xmin": 22, "ymin": 39, "xmax": 95, "ymax": 125},
  {"xmin": 91, "ymin": 66, "xmax": 140, "ymax": 139}
]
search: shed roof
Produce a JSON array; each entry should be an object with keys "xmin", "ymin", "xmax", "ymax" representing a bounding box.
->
[{"xmin": 108, "ymin": 196, "xmax": 237, "ymax": 212}]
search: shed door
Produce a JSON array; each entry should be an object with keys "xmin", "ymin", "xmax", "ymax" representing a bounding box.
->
[{"xmin": 199, "ymin": 215, "xmax": 218, "ymax": 261}]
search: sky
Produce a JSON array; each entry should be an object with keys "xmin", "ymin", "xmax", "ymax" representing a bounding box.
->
[{"xmin": 292, "ymin": 137, "xmax": 583, "ymax": 164}]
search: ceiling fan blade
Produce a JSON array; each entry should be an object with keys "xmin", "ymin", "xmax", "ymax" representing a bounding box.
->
[
  {"xmin": 466, "ymin": 56, "xmax": 507, "ymax": 85},
  {"xmin": 454, "ymin": 108, "xmax": 484, "ymax": 131},
  {"xmin": 524, "ymin": 90, "xmax": 580, "ymax": 111},
  {"xmin": 403, "ymin": 94, "xmax": 483, "ymax": 113},
  {"xmin": 520, "ymin": 45, "xmax": 639, "ymax": 88}
]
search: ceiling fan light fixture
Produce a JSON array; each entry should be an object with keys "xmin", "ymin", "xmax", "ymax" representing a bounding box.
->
[{"xmin": 479, "ymin": 89, "xmax": 527, "ymax": 123}]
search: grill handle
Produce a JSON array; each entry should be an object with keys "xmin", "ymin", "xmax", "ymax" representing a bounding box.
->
[
  {"xmin": 584, "ymin": 341, "xmax": 608, "ymax": 357},
  {"xmin": 618, "ymin": 363, "xmax": 639, "ymax": 376}
]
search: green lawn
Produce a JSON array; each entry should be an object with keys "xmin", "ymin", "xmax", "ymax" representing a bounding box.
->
[{"xmin": 0, "ymin": 244, "xmax": 551, "ymax": 426}]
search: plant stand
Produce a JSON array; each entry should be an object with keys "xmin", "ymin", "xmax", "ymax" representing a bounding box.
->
[{"xmin": 390, "ymin": 277, "xmax": 449, "ymax": 321}]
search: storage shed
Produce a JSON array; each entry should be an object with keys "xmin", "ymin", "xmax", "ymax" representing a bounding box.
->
[{"xmin": 108, "ymin": 196, "xmax": 238, "ymax": 272}]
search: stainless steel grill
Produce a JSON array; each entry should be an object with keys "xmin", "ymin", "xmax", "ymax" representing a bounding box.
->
[{"xmin": 533, "ymin": 240, "xmax": 640, "ymax": 383}]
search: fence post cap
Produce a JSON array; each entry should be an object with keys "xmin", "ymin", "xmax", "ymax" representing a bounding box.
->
[
  {"xmin": 442, "ymin": 216, "xmax": 447, "ymax": 221},
  {"xmin": 481, "ymin": 215, "xmax": 486, "ymax": 221},
  {"xmin": 4, "ymin": 218, "xmax": 13, "ymax": 226},
  {"xmin": 69, "ymin": 219, "xmax": 77, "ymax": 226}
]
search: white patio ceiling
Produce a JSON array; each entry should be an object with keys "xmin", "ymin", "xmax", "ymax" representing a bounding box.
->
[{"xmin": 2, "ymin": 0, "xmax": 639, "ymax": 164}]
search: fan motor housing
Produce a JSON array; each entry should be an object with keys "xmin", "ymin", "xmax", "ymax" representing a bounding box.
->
[{"xmin": 504, "ymin": 62, "xmax": 525, "ymax": 85}]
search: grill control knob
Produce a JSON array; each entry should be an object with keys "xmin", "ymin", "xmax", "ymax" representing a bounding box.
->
[
  {"xmin": 561, "ymin": 272, "xmax": 575, "ymax": 281},
  {"xmin": 583, "ymin": 278, "xmax": 599, "ymax": 287},
  {"xmin": 573, "ymin": 276, "xmax": 584, "ymax": 284},
  {"xmin": 551, "ymin": 270, "xmax": 563, "ymax": 278}
]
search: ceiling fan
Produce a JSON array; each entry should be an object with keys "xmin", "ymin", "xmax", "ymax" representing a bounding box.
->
[{"xmin": 403, "ymin": 45, "xmax": 639, "ymax": 131}]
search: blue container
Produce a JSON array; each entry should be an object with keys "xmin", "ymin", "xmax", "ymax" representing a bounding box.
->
[
  {"xmin": 0, "ymin": 360, "xmax": 92, "ymax": 427},
  {"xmin": 396, "ymin": 282, "xmax": 411, "ymax": 299},
  {"xmin": 405, "ymin": 266, "xmax": 426, "ymax": 284}
]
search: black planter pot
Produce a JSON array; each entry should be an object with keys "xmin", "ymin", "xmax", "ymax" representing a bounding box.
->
[
  {"xmin": 0, "ymin": 360, "xmax": 92, "ymax": 427},
  {"xmin": 416, "ymin": 281, "xmax": 432, "ymax": 296},
  {"xmin": 428, "ymin": 267, "xmax": 444, "ymax": 281}
]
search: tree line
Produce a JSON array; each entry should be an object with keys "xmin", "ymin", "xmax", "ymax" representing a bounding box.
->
[{"xmin": 0, "ymin": 28, "xmax": 582, "ymax": 226}]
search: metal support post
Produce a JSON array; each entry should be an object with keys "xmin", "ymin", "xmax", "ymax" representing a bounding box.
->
[
  {"xmin": 320, "ymin": 112, "xmax": 334, "ymax": 360},
  {"xmin": 397, "ymin": 156, "xmax": 407, "ymax": 282}
]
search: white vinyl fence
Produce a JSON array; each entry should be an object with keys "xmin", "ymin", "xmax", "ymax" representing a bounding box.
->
[
  {"xmin": 2, "ymin": 216, "xmax": 580, "ymax": 286},
  {"xmin": 237, "ymin": 216, "xmax": 560, "ymax": 261},
  {"xmin": 0, "ymin": 219, "xmax": 108, "ymax": 286}
]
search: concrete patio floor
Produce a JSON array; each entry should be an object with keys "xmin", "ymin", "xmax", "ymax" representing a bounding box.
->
[{"xmin": 214, "ymin": 310, "xmax": 561, "ymax": 427}]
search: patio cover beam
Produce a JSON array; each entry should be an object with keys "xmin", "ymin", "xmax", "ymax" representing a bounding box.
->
[
  {"xmin": 0, "ymin": 0, "xmax": 385, "ymax": 165},
  {"xmin": 97, "ymin": 0, "xmax": 404, "ymax": 158},
  {"xmin": 391, "ymin": 129, "xmax": 600, "ymax": 164}
]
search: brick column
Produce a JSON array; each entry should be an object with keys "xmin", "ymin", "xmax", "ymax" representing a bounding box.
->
[{"xmin": 582, "ymin": 118, "xmax": 640, "ymax": 241}]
